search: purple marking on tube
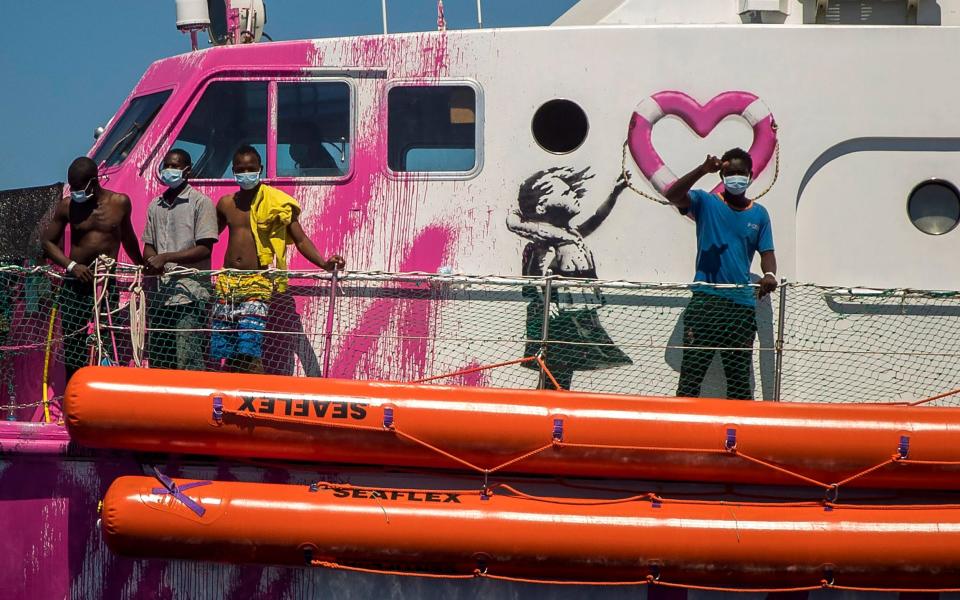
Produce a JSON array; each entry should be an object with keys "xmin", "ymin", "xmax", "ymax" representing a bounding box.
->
[
  {"xmin": 212, "ymin": 396, "xmax": 223, "ymax": 424},
  {"xmin": 152, "ymin": 468, "xmax": 211, "ymax": 517}
]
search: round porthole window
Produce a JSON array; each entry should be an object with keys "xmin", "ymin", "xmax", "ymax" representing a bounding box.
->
[
  {"xmin": 531, "ymin": 99, "xmax": 588, "ymax": 154},
  {"xmin": 908, "ymin": 180, "xmax": 960, "ymax": 235}
]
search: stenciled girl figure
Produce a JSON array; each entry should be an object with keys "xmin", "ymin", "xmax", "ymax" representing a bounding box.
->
[{"xmin": 506, "ymin": 167, "xmax": 632, "ymax": 390}]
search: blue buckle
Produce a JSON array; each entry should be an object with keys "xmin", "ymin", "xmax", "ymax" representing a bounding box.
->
[
  {"xmin": 725, "ymin": 428, "xmax": 737, "ymax": 451},
  {"xmin": 898, "ymin": 435, "xmax": 910, "ymax": 460},
  {"xmin": 552, "ymin": 418, "xmax": 564, "ymax": 442}
]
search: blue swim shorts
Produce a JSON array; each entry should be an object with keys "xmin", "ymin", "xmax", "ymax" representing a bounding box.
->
[{"xmin": 210, "ymin": 299, "xmax": 268, "ymax": 360}]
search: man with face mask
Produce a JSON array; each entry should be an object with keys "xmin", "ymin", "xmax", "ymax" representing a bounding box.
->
[
  {"xmin": 212, "ymin": 145, "xmax": 345, "ymax": 374},
  {"xmin": 42, "ymin": 156, "xmax": 144, "ymax": 382},
  {"xmin": 664, "ymin": 148, "xmax": 777, "ymax": 400},
  {"xmin": 142, "ymin": 149, "xmax": 218, "ymax": 371}
]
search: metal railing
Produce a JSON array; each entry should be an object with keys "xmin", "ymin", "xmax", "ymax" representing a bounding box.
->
[{"xmin": 2, "ymin": 264, "xmax": 960, "ymax": 422}]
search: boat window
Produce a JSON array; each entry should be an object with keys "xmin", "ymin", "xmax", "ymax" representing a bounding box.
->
[
  {"xmin": 170, "ymin": 81, "xmax": 268, "ymax": 179},
  {"xmin": 531, "ymin": 99, "xmax": 588, "ymax": 154},
  {"xmin": 388, "ymin": 85, "xmax": 477, "ymax": 173},
  {"xmin": 91, "ymin": 90, "xmax": 172, "ymax": 167},
  {"xmin": 276, "ymin": 82, "xmax": 352, "ymax": 178},
  {"xmin": 908, "ymin": 180, "xmax": 960, "ymax": 235}
]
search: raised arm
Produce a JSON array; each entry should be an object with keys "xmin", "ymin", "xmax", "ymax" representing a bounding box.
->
[
  {"xmin": 577, "ymin": 176, "xmax": 628, "ymax": 238},
  {"xmin": 664, "ymin": 155, "xmax": 722, "ymax": 211},
  {"xmin": 287, "ymin": 219, "xmax": 345, "ymax": 272},
  {"xmin": 119, "ymin": 195, "xmax": 144, "ymax": 265}
]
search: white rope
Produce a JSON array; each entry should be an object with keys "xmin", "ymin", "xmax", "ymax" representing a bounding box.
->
[
  {"xmin": 92, "ymin": 258, "xmax": 108, "ymax": 365},
  {"xmin": 92, "ymin": 256, "xmax": 121, "ymax": 366},
  {"xmin": 127, "ymin": 266, "xmax": 146, "ymax": 367}
]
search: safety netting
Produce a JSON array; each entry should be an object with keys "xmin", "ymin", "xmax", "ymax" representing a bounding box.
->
[{"xmin": 4, "ymin": 260, "xmax": 960, "ymax": 421}]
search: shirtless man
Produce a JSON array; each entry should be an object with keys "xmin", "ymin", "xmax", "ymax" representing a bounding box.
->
[
  {"xmin": 213, "ymin": 145, "xmax": 344, "ymax": 373},
  {"xmin": 42, "ymin": 156, "xmax": 144, "ymax": 381}
]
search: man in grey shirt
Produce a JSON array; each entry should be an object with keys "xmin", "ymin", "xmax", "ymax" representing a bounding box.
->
[{"xmin": 143, "ymin": 149, "xmax": 218, "ymax": 370}]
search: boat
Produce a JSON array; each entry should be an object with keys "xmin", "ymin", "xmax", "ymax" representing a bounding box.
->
[{"xmin": 4, "ymin": 0, "xmax": 960, "ymax": 597}]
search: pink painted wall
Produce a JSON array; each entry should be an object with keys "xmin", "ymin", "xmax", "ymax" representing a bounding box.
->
[{"xmin": 81, "ymin": 33, "xmax": 465, "ymax": 385}]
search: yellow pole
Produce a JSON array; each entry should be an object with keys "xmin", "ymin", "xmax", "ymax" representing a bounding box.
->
[{"xmin": 41, "ymin": 305, "xmax": 57, "ymax": 423}]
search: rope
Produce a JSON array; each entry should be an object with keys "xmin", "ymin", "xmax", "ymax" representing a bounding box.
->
[
  {"xmin": 307, "ymin": 560, "xmax": 960, "ymax": 592},
  {"xmin": 909, "ymin": 386, "xmax": 960, "ymax": 406},
  {"xmin": 534, "ymin": 355, "xmax": 563, "ymax": 390},
  {"xmin": 220, "ymin": 354, "xmax": 943, "ymax": 500},
  {"xmin": 126, "ymin": 267, "xmax": 146, "ymax": 367},
  {"xmin": 498, "ymin": 484, "xmax": 657, "ymax": 506},
  {"xmin": 413, "ymin": 355, "xmax": 561, "ymax": 391},
  {"xmin": 730, "ymin": 450, "xmax": 834, "ymax": 490},
  {"xmin": 412, "ymin": 356, "xmax": 538, "ymax": 383},
  {"xmin": 310, "ymin": 482, "xmax": 489, "ymax": 497},
  {"xmin": 390, "ymin": 429, "xmax": 555, "ymax": 475},
  {"xmin": 620, "ymin": 141, "xmax": 671, "ymax": 206},
  {"xmin": 0, "ymin": 398, "xmax": 59, "ymax": 411},
  {"xmin": 832, "ymin": 457, "xmax": 897, "ymax": 487},
  {"xmin": 310, "ymin": 481, "xmax": 960, "ymax": 511},
  {"xmin": 732, "ymin": 448, "xmax": 904, "ymax": 496},
  {"xmin": 92, "ymin": 256, "xmax": 120, "ymax": 365},
  {"xmin": 899, "ymin": 458, "xmax": 960, "ymax": 466},
  {"xmin": 558, "ymin": 441, "xmax": 727, "ymax": 455}
]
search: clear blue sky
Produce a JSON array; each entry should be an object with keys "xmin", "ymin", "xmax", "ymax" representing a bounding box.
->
[{"xmin": 0, "ymin": 0, "xmax": 578, "ymax": 190}]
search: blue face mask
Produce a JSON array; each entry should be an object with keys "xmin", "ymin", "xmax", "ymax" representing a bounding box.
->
[
  {"xmin": 235, "ymin": 171, "xmax": 261, "ymax": 191},
  {"xmin": 722, "ymin": 175, "xmax": 751, "ymax": 196},
  {"xmin": 160, "ymin": 168, "xmax": 185, "ymax": 188},
  {"xmin": 70, "ymin": 180, "xmax": 94, "ymax": 203}
]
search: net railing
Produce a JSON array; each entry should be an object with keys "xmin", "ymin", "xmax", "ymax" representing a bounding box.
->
[{"xmin": 3, "ymin": 262, "xmax": 960, "ymax": 421}]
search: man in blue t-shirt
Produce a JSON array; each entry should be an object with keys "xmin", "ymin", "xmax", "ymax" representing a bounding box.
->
[{"xmin": 664, "ymin": 148, "xmax": 778, "ymax": 400}]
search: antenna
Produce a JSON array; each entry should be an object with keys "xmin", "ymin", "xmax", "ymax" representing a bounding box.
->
[
  {"xmin": 477, "ymin": 0, "xmax": 483, "ymax": 28},
  {"xmin": 175, "ymin": 0, "xmax": 211, "ymax": 50},
  {"xmin": 205, "ymin": 0, "xmax": 268, "ymax": 46},
  {"xmin": 381, "ymin": 0, "xmax": 388, "ymax": 34}
]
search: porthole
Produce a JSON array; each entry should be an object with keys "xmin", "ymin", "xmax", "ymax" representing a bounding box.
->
[
  {"xmin": 531, "ymin": 99, "xmax": 588, "ymax": 154},
  {"xmin": 907, "ymin": 179, "xmax": 960, "ymax": 235}
]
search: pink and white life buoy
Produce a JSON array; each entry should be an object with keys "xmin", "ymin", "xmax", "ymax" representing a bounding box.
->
[{"xmin": 627, "ymin": 91, "xmax": 778, "ymax": 195}]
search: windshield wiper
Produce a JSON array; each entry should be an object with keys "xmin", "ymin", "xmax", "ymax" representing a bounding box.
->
[
  {"xmin": 105, "ymin": 122, "xmax": 143, "ymax": 164},
  {"xmin": 104, "ymin": 104, "xmax": 165, "ymax": 165}
]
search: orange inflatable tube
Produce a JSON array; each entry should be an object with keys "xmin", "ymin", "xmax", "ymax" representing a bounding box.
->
[
  {"xmin": 102, "ymin": 475, "xmax": 960, "ymax": 587},
  {"xmin": 67, "ymin": 366, "xmax": 960, "ymax": 490}
]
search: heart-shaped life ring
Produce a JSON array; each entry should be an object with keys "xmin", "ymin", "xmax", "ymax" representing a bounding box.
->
[{"xmin": 626, "ymin": 91, "xmax": 778, "ymax": 195}]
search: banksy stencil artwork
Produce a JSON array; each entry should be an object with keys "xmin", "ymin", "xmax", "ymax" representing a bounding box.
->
[{"xmin": 506, "ymin": 167, "xmax": 632, "ymax": 390}]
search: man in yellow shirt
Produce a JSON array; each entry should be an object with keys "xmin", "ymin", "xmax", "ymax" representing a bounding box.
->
[{"xmin": 213, "ymin": 145, "xmax": 345, "ymax": 373}]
